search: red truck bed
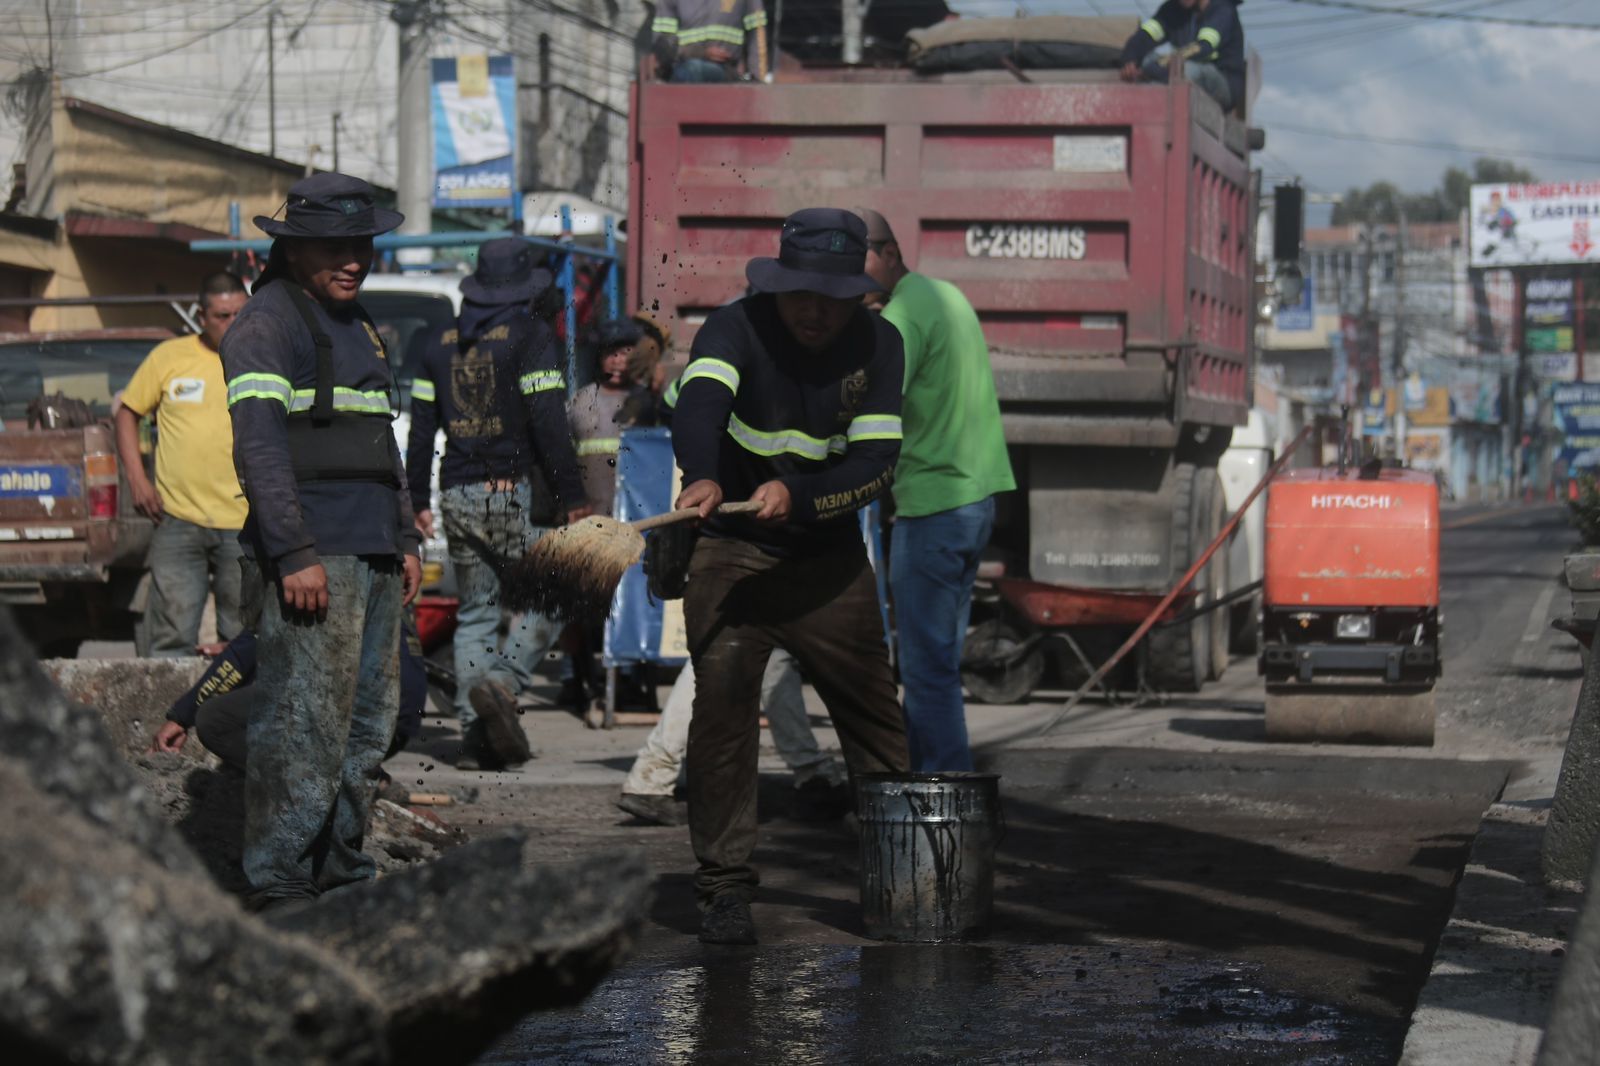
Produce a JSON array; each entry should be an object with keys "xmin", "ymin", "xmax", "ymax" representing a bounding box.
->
[{"xmin": 628, "ymin": 68, "xmax": 1254, "ymax": 441}]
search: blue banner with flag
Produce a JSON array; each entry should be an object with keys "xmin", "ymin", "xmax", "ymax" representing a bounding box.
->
[{"xmin": 431, "ymin": 54, "xmax": 516, "ymax": 210}]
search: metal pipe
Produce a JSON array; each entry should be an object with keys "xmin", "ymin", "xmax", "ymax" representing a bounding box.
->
[
  {"xmin": 559, "ymin": 204, "xmax": 579, "ymax": 389},
  {"xmin": 1038, "ymin": 422, "xmax": 1316, "ymax": 737},
  {"xmin": 603, "ymin": 215, "xmax": 619, "ymax": 318}
]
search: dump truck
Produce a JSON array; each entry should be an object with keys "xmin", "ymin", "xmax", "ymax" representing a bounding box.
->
[
  {"xmin": 1259, "ymin": 464, "xmax": 1441, "ymax": 745},
  {"xmin": 627, "ymin": 24, "xmax": 1259, "ymax": 694},
  {"xmin": 0, "ymin": 329, "xmax": 171, "ymax": 656}
]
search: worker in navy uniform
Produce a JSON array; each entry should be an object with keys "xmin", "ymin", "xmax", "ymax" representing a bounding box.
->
[
  {"xmin": 1118, "ymin": 0, "xmax": 1246, "ymax": 112},
  {"xmin": 671, "ymin": 208, "xmax": 911, "ymax": 944},
  {"xmin": 406, "ymin": 238, "xmax": 590, "ymax": 770},
  {"xmin": 221, "ymin": 173, "xmax": 422, "ymax": 910}
]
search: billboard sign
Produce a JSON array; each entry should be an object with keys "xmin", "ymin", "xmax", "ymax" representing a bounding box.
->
[
  {"xmin": 1554, "ymin": 382, "xmax": 1600, "ymax": 473},
  {"xmin": 1274, "ymin": 271, "xmax": 1314, "ymax": 332},
  {"xmin": 1470, "ymin": 182, "xmax": 1600, "ymax": 269},
  {"xmin": 432, "ymin": 54, "xmax": 516, "ymax": 210}
]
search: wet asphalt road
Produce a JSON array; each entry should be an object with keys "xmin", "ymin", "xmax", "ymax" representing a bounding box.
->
[{"xmin": 472, "ymin": 503, "xmax": 1579, "ymax": 1065}]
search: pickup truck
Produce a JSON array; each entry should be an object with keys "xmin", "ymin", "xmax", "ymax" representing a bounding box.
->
[{"xmin": 0, "ymin": 329, "xmax": 170, "ymax": 656}]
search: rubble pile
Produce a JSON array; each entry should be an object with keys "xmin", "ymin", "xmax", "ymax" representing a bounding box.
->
[{"xmin": 0, "ymin": 611, "xmax": 651, "ymax": 1064}]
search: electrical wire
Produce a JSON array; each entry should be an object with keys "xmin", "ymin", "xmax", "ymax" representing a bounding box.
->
[{"xmin": 1261, "ymin": 0, "xmax": 1600, "ymax": 30}]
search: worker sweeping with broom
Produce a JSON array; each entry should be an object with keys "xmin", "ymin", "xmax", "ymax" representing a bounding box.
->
[{"xmin": 668, "ymin": 208, "xmax": 911, "ymax": 945}]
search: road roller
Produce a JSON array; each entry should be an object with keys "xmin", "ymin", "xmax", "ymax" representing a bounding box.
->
[{"xmin": 1258, "ymin": 463, "xmax": 1441, "ymax": 744}]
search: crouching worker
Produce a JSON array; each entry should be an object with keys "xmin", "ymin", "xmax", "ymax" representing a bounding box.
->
[
  {"xmin": 150, "ymin": 618, "xmax": 428, "ymax": 772},
  {"xmin": 221, "ymin": 173, "xmax": 422, "ymax": 910},
  {"xmin": 673, "ymin": 208, "xmax": 910, "ymax": 944}
]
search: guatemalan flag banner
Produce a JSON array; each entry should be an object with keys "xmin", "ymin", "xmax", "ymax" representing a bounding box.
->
[{"xmin": 431, "ymin": 54, "xmax": 517, "ymax": 210}]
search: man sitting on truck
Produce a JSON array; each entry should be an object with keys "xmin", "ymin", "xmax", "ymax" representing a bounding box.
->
[
  {"xmin": 651, "ymin": 0, "xmax": 769, "ymax": 83},
  {"xmin": 857, "ymin": 208, "xmax": 1015, "ymax": 773},
  {"xmin": 1118, "ymin": 0, "xmax": 1246, "ymax": 113},
  {"xmin": 116, "ymin": 271, "xmax": 250, "ymax": 657}
]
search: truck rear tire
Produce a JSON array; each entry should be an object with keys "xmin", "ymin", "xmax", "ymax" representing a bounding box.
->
[{"xmin": 1146, "ymin": 462, "xmax": 1213, "ymax": 693}]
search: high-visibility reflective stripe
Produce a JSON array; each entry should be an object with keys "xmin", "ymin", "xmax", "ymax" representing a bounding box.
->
[
  {"xmin": 286, "ymin": 388, "xmax": 391, "ymax": 415},
  {"xmin": 1140, "ymin": 17, "xmax": 1165, "ymax": 42},
  {"xmin": 228, "ymin": 373, "xmax": 293, "ymax": 408},
  {"xmin": 743, "ymin": 11, "xmax": 767, "ymax": 29},
  {"xmin": 519, "ymin": 370, "xmax": 565, "ymax": 394},
  {"xmin": 678, "ymin": 25, "xmax": 745, "ymax": 45},
  {"xmin": 652, "ymin": 16, "xmax": 679, "ymax": 32},
  {"xmin": 410, "ymin": 378, "xmax": 437, "ymax": 402},
  {"xmin": 846, "ymin": 414, "xmax": 903, "ymax": 443},
  {"xmin": 663, "ymin": 377, "xmax": 682, "ymax": 409},
  {"xmin": 1196, "ymin": 26, "xmax": 1221, "ymax": 50},
  {"xmin": 576, "ymin": 437, "xmax": 621, "ymax": 456},
  {"xmin": 726, "ymin": 414, "xmax": 844, "ymax": 460},
  {"xmin": 681, "ymin": 358, "xmax": 740, "ymax": 395}
]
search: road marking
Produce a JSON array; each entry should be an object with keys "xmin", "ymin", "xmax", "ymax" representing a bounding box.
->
[
  {"xmin": 1523, "ymin": 584, "xmax": 1558, "ymax": 643},
  {"xmin": 1442, "ymin": 505, "xmax": 1557, "ymax": 531}
]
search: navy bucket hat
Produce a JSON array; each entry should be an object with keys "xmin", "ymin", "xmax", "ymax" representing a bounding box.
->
[
  {"xmin": 463, "ymin": 237, "xmax": 554, "ymax": 305},
  {"xmin": 253, "ymin": 173, "xmax": 404, "ymax": 239},
  {"xmin": 745, "ymin": 208, "xmax": 879, "ymax": 299}
]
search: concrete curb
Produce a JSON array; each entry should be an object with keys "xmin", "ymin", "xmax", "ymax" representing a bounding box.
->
[{"xmin": 1401, "ymin": 801, "xmax": 1580, "ymax": 1066}]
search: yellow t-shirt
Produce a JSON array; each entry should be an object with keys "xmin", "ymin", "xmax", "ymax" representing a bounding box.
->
[{"xmin": 121, "ymin": 334, "xmax": 248, "ymax": 530}]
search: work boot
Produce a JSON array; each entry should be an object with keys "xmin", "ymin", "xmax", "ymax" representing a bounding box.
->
[
  {"xmin": 468, "ymin": 679, "xmax": 533, "ymax": 765},
  {"xmin": 792, "ymin": 776, "xmax": 854, "ymax": 821},
  {"xmin": 556, "ymin": 675, "xmax": 588, "ymax": 710},
  {"xmin": 698, "ymin": 894, "xmax": 758, "ymax": 945},
  {"xmin": 455, "ymin": 720, "xmax": 501, "ymax": 771},
  {"xmin": 616, "ymin": 792, "xmax": 688, "ymax": 826}
]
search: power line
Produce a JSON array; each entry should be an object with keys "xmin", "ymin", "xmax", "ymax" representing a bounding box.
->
[
  {"xmin": 1270, "ymin": 121, "xmax": 1600, "ymax": 165},
  {"xmin": 1265, "ymin": 0, "xmax": 1600, "ymax": 30}
]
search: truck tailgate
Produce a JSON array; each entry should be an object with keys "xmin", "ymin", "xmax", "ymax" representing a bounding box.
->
[{"xmin": 0, "ymin": 426, "xmax": 109, "ymax": 577}]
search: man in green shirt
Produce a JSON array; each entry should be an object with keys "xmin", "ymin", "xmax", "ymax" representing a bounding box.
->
[{"xmin": 857, "ymin": 208, "xmax": 1015, "ymax": 771}]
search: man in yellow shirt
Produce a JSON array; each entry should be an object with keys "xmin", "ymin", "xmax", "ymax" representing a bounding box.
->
[{"xmin": 116, "ymin": 272, "xmax": 250, "ymax": 656}]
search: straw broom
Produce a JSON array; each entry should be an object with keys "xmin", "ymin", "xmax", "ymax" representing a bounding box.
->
[{"xmin": 498, "ymin": 501, "xmax": 763, "ymax": 621}]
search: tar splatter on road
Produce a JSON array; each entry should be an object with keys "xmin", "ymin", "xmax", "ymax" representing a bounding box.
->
[{"xmin": 461, "ymin": 506, "xmax": 1569, "ymax": 1064}]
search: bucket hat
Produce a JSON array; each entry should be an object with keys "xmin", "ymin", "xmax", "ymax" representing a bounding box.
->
[
  {"xmin": 253, "ymin": 173, "xmax": 404, "ymax": 239},
  {"xmin": 462, "ymin": 237, "xmax": 554, "ymax": 305},
  {"xmin": 593, "ymin": 318, "xmax": 644, "ymax": 352},
  {"xmin": 745, "ymin": 208, "xmax": 879, "ymax": 299}
]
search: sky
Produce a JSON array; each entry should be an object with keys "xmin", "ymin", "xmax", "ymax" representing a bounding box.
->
[{"xmin": 943, "ymin": 0, "xmax": 1600, "ymax": 203}]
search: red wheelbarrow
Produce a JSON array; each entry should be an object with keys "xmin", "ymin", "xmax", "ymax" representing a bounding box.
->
[{"xmin": 960, "ymin": 577, "xmax": 1201, "ymax": 704}]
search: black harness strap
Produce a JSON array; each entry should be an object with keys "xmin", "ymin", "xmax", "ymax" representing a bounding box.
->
[{"xmin": 282, "ymin": 281, "xmax": 335, "ymax": 424}]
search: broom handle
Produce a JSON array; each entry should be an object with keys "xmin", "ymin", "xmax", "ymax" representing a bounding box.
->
[{"xmin": 631, "ymin": 500, "xmax": 764, "ymax": 533}]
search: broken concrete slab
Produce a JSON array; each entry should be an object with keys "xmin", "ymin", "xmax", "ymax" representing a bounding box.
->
[
  {"xmin": 0, "ymin": 619, "xmax": 207, "ymax": 880},
  {"xmin": 0, "ymin": 758, "xmax": 390, "ymax": 1066},
  {"xmin": 42, "ymin": 656, "xmax": 208, "ymax": 762},
  {"xmin": 269, "ymin": 837, "xmax": 653, "ymax": 1066},
  {"xmin": 0, "ymin": 608, "xmax": 651, "ymax": 1064}
]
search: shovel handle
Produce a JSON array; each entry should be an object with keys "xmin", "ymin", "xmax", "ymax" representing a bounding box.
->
[{"xmin": 632, "ymin": 500, "xmax": 763, "ymax": 533}]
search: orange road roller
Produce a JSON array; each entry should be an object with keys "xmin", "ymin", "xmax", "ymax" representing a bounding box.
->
[{"xmin": 1258, "ymin": 464, "xmax": 1441, "ymax": 745}]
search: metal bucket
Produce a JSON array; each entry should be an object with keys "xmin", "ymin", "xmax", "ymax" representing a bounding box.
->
[{"xmin": 857, "ymin": 772, "xmax": 1000, "ymax": 942}]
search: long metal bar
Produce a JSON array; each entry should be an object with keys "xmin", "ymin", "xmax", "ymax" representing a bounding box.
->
[
  {"xmin": 188, "ymin": 230, "xmax": 619, "ymax": 260},
  {"xmin": 559, "ymin": 204, "xmax": 578, "ymax": 389},
  {"xmin": 603, "ymin": 215, "xmax": 620, "ymax": 318},
  {"xmin": 1037, "ymin": 422, "xmax": 1316, "ymax": 737}
]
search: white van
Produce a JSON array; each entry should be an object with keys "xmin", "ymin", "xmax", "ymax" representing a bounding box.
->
[
  {"xmin": 1219, "ymin": 410, "xmax": 1273, "ymax": 653},
  {"xmin": 363, "ymin": 274, "xmax": 464, "ymax": 590}
]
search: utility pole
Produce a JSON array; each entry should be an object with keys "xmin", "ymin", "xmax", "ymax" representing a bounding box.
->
[
  {"xmin": 332, "ymin": 112, "xmax": 341, "ymax": 172},
  {"xmin": 1393, "ymin": 210, "xmax": 1408, "ymax": 463},
  {"xmin": 393, "ymin": 1, "xmax": 434, "ymax": 236},
  {"xmin": 841, "ymin": 0, "xmax": 864, "ymax": 64},
  {"xmin": 267, "ymin": 8, "xmax": 277, "ymax": 159}
]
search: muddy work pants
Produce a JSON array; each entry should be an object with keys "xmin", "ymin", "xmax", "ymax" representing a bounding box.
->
[
  {"xmin": 241, "ymin": 554, "xmax": 402, "ymax": 905},
  {"xmin": 685, "ymin": 536, "xmax": 909, "ymax": 904}
]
